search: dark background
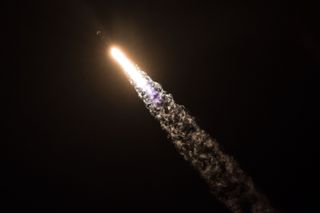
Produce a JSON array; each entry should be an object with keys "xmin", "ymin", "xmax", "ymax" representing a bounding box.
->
[{"xmin": 5, "ymin": 0, "xmax": 319, "ymax": 212}]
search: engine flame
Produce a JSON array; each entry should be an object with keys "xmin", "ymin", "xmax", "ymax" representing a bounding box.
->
[{"xmin": 110, "ymin": 47, "xmax": 148, "ymax": 89}]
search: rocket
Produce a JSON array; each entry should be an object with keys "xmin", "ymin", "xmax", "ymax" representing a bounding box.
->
[{"xmin": 96, "ymin": 30, "xmax": 111, "ymax": 46}]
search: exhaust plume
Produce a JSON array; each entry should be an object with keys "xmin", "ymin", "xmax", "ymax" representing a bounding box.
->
[{"xmin": 110, "ymin": 46, "xmax": 277, "ymax": 213}]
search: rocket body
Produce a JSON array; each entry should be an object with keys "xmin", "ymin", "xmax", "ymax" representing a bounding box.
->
[{"xmin": 96, "ymin": 30, "xmax": 111, "ymax": 46}]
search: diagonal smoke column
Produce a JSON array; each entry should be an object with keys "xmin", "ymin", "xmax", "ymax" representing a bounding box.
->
[{"xmin": 110, "ymin": 47, "xmax": 276, "ymax": 213}]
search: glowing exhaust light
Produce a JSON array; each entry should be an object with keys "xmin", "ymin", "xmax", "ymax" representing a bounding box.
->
[
  {"xmin": 110, "ymin": 47, "xmax": 148, "ymax": 89},
  {"xmin": 110, "ymin": 46, "xmax": 161, "ymax": 105}
]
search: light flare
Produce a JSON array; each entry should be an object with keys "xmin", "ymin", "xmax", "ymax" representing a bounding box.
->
[
  {"xmin": 110, "ymin": 47, "xmax": 148, "ymax": 89},
  {"xmin": 110, "ymin": 46, "xmax": 161, "ymax": 105}
]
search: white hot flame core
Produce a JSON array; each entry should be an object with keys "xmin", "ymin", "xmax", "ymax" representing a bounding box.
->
[{"xmin": 110, "ymin": 47, "xmax": 148, "ymax": 89}]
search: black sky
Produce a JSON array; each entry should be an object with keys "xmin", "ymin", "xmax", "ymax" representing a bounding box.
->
[{"xmin": 5, "ymin": 0, "xmax": 319, "ymax": 212}]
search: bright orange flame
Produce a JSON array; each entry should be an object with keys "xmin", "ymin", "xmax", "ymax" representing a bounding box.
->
[{"xmin": 110, "ymin": 47, "xmax": 148, "ymax": 89}]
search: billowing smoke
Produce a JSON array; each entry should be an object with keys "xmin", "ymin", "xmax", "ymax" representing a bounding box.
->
[{"xmin": 110, "ymin": 47, "xmax": 277, "ymax": 213}]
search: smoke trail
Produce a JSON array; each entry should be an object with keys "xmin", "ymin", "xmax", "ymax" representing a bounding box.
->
[{"xmin": 110, "ymin": 47, "xmax": 277, "ymax": 213}]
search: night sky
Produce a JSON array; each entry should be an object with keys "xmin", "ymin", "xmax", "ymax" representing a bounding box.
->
[{"xmin": 6, "ymin": 0, "xmax": 319, "ymax": 212}]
